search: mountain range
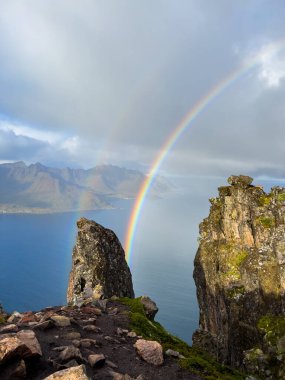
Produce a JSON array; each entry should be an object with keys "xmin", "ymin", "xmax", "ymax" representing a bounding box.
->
[{"xmin": 0, "ymin": 162, "xmax": 170, "ymax": 213}]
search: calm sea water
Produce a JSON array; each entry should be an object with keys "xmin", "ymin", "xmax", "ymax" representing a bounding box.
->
[{"xmin": 0, "ymin": 188, "xmax": 212, "ymax": 344}]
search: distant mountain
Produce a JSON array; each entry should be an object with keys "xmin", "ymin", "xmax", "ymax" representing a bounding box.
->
[{"xmin": 0, "ymin": 162, "xmax": 171, "ymax": 213}]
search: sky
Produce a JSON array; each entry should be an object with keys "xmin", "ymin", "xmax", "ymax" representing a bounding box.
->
[{"xmin": 1, "ymin": 0, "xmax": 285, "ymax": 180}]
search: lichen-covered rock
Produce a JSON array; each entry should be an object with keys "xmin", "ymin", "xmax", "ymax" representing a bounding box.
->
[
  {"xmin": 67, "ymin": 218, "xmax": 134, "ymax": 305},
  {"xmin": 193, "ymin": 175, "xmax": 285, "ymax": 378}
]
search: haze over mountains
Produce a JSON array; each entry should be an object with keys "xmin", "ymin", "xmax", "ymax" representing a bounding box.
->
[{"xmin": 0, "ymin": 162, "xmax": 170, "ymax": 213}]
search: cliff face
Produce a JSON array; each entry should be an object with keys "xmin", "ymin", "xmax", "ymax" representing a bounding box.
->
[
  {"xmin": 67, "ymin": 218, "xmax": 134, "ymax": 304},
  {"xmin": 193, "ymin": 175, "xmax": 285, "ymax": 377}
]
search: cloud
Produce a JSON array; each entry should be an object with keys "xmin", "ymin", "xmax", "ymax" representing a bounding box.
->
[
  {"xmin": 240, "ymin": 41, "xmax": 285, "ymax": 88},
  {"xmin": 1, "ymin": 1, "xmax": 285, "ymax": 179},
  {"xmin": 257, "ymin": 48, "xmax": 285, "ymax": 87},
  {"xmin": 0, "ymin": 126, "xmax": 47, "ymax": 161}
]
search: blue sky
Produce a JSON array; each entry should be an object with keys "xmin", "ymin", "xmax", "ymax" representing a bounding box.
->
[{"xmin": 1, "ymin": 0, "xmax": 285, "ymax": 179}]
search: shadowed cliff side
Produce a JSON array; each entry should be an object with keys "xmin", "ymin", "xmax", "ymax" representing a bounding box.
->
[
  {"xmin": 193, "ymin": 175, "xmax": 285, "ymax": 379},
  {"xmin": 67, "ymin": 217, "xmax": 134, "ymax": 305}
]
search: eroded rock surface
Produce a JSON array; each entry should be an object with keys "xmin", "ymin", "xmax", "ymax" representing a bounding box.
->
[
  {"xmin": 193, "ymin": 175, "xmax": 285, "ymax": 378},
  {"xmin": 67, "ymin": 218, "xmax": 134, "ymax": 305}
]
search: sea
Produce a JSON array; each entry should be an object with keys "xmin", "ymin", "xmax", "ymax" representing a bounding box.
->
[{"xmin": 0, "ymin": 177, "xmax": 254, "ymax": 344}]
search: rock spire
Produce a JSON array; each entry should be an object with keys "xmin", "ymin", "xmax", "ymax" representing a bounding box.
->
[
  {"xmin": 67, "ymin": 218, "xmax": 134, "ymax": 305},
  {"xmin": 193, "ymin": 175, "xmax": 285, "ymax": 378}
]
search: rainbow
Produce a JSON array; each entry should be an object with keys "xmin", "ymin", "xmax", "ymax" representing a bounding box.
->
[{"xmin": 124, "ymin": 40, "xmax": 285, "ymax": 266}]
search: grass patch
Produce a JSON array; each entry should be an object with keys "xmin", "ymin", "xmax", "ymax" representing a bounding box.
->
[
  {"xmin": 118, "ymin": 296, "xmax": 146, "ymax": 315},
  {"xmin": 119, "ymin": 297, "xmax": 245, "ymax": 379}
]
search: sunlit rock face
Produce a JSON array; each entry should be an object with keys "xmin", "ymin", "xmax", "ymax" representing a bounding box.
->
[
  {"xmin": 67, "ymin": 218, "xmax": 134, "ymax": 305},
  {"xmin": 193, "ymin": 175, "xmax": 285, "ymax": 377}
]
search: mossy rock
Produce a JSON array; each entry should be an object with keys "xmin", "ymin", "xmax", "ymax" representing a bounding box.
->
[
  {"xmin": 219, "ymin": 247, "xmax": 248, "ymax": 282},
  {"xmin": 119, "ymin": 297, "xmax": 245, "ymax": 379},
  {"xmin": 226, "ymin": 286, "xmax": 245, "ymax": 299},
  {"xmin": 256, "ymin": 216, "xmax": 275, "ymax": 228},
  {"xmin": 259, "ymin": 194, "xmax": 272, "ymax": 206},
  {"xmin": 258, "ymin": 315, "xmax": 285, "ymax": 345},
  {"xmin": 277, "ymin": 193, "xmax": 285, "ymax": 202}
]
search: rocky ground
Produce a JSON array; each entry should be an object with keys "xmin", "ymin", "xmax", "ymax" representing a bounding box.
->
[{"xmin": 0, "ymin": 300, "xmax": 201, "ymax": 380}]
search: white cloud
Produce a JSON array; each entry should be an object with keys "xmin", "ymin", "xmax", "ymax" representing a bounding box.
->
[
  {"xmin": 0, "ymin": 119, "xmax": 63, "ymax": 144},
  {"xmin": 257, "ymin": 45, "xmax": 285, "ymax": 87},
  {"xmin": 60, "ymin": 136, "xmax": 80, "ymax": 153},
  {"xmin": 239, "ymin": 40, "xmax": 285, "ymax": 88}
]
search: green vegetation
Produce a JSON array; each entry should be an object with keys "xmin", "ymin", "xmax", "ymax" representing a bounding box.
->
[
  {"xmin": 119, "ymin": 297, "xmax": 245, "ymax": 379},
  {"xmin": 259, "ymin": 194, "xmax": 272, "ymax": 206},
  {"xmin": 256, "ymin": 216, "xmax": 275, "ymax": 228},
  {"xmin": 0, "ymin": 315, "xmax": 5, "ymax": 324},
  {"xmin": 226, "ymin": 286, "xmax": 245, "ymax": 299},
  {"xmin": 258, "ymin": 315, "xmax": 285, "ymax": 345},
  {"xmin": 277, "ymin": 193, "xmax": 285, "ymax": 202},
  {"xmin": 259, "ymin": 192, "xmax": 285, "ymax": 204},
  {"xmin": 233, "ymin": 251, "xmax": 248, "ymax": 266},
  {"xmin": 221, "ymin": 249, "xmax": 248, "ymax": 281}
]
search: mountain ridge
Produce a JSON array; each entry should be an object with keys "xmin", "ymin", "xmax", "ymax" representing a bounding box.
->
[{"xmin": 0, "ymin": 162, "xmax": 170, "ymax": 214}]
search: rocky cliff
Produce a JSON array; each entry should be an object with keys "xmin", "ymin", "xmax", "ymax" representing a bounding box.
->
[
  {"xmin": 193, "ymin": 175, "xmax": 285, "ymax": 378},
  {"xmin": 67, "ymin": 218, "xmax": 134, "ymax": 304}
]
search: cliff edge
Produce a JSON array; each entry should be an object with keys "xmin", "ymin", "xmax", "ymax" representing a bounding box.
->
[{"xmin": 193, "ymin": 175, "xmax": 285, "ymax": 378}]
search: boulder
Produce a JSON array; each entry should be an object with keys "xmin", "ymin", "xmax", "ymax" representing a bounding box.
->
[
  {"xmin": 0, "ymin": 324, "xmax": 18, "ymax": 333},
  {"xmin": 134, "ymin": 339, "xmax": 163, "ymax": 366},
  {"xmin": 88, "ymin": 353, "xmax": 105, "ymax": 368},
  {"xmin": 64, "ymin": 332, "xmax": 81, "ymax": 340},
  {"xmin": 51, "ymin": 315, "xmax": 71, "ymax": 327},
  {"xmin": 67, "ymin": 218, "xmax": 134, "ymax": 304},
  {"xmin": 58, "ymin": 346, "xmax": 83, "ymax": 363},
  {"xmin": 0, "ymin": 336, "xmax": 29, "ymax": 364},
  {"xmin": 43, "ymin": 364, "xmax": 88, "ymax": 380},
  {"xmin": 227, "ymin": 175, "xmax": 253, "ymax": 187},
  {"xmin": 7, "ymin": 311, "xmax": 23, "ymax": 324},
  {"xmin": 16, "ymin": 329, "xmax": 42, "ymax": 357},
  {"xmin": 140, "ymin": 296, "xmax": 158, "ymax": 320}
]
